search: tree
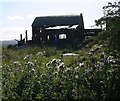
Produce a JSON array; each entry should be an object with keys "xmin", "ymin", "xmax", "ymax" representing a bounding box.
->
[
  {"xmin": 95, "ymin": 1, "xmax": 120, "ymax": 30},
  {"xmin": 95, "ymin": 1, "xmax": 120, "ymax": 53}
]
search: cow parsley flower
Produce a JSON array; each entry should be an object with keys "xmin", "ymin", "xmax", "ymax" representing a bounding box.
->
[
  {"xmin": 79, "ymin": 62, "xmax": 84, "ymax": 67},
  {"xmin": 65, "ymin": 68, "xmax": 70, "ymax": 73},
  {"xmin": 24, "ymin": 54, "xmax": 32, "ymax": 60},
  {"xmin": 26, "ymin": 61, "xmax": 35, "ymax": 67},
  {"xmin": 54, "ymin": 72, "xmax": 58, "ymax": 75},
  {"xmin": 75, "ymin": 75, "xmax": 79, "ymax": 79},
  {"xmin": 41, "ymin": 73, "xmax": 46, "ymax": 78},
  {"xmin": 36, "ymin": 51, "xmax": 44, "ymax": 56},
  {"xmin": 13, "ymin": 61, "xmax": 21, "ymax": 66},
  {"xmin": 31, "ymin": 68, "xmax": 35, "ymax": 72},
  {"xmin": 13, "ymin": 61, "xmax": 19, "ymax": 64}
]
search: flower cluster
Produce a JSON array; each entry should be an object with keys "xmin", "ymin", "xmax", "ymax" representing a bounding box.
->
[{"xmin": 2, "ymin": 46, "xmax": 120, "ymax": 101}]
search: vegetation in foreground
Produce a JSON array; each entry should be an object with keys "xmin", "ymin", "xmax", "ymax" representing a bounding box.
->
[
  {"xmin": 2, "ymin": 1, "xmax": 120, "ymax": 101},
  {"xmin": 2, "ymin": 43, "xmax": 120, "ymax": 100}
]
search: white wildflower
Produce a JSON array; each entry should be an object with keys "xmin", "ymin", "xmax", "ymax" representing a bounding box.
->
[
  {"xmin": 13, "ymin": 61, "xmax": 21, "ymax": 66},
  {"xmin": 21, "ymin": 69, "xmax": 24, "ymax": 72},
  {"xmin": 65, "ymin": 67, "xmax": 70, "ymax": 73},
  {"xmin": 37, "ymin": 81, "xmax": 40, "ymax": 84},
  {"xmin": 54, "ymin": 72, "xmax": 58, "ymax": 75},
  {"xmin": 24, "ymin": 54, "xmax": 32, "ymax": 60},
  {"xmin": 36, "ymin": 51, "xmax": 44, "ymax": 56},
  {"xmin": 90, "ymin": 49, "xmax": 94, "ymax": 52},
  {"xmin": 46, "ymin": 61, "xmax": 51, "ymax": 67},
  {"xmin": 51, "ymin": 59, "xmax": 57, "ymax": 64},
  {"xmin": 99, "ymin": 44, "xmax": 103, "ymax": 48},
  {"xmin": 99, "ymin": 62, "xmax": 104, "ymax": 66},
  {"xmin": 56, "ymin": 62, "xmax": 65, "ymax": 71},
  {"xmin": 87, "ymin": 52, "xmax": 93, "ymax": 55},
  {"xmin": 57, "ymin": 62, "xmax": 64, "ymax": 68},
  {"xmin": 31, "ymin": 68, "xmax": 35, "ymax": 72},
  {"xmin": 56, "ymin": 59, "xmax": 62, "ymax": 64},
  {"xmin": 100, "ymin": 81, "xmax": 104, "ymax": 84},
  {"xmin": 27, "ymin": 61, "xmax": 35, "ymax": 67},
  {"xmin": 102, "ymin": 52, "xmax": 105, "ymax": 54},
  {"xmin": 107, "ymin": 56, "xmax": 116, "ymax": 64},
  {"xmin": 75, "ymin": 66, "xmax": 79, "ymax": 71},
  {"xmin": 41, "ymin": 74, "xmax": 46, "ymax": 78},
  {"xmin": 46, "ymin": 59, "xmax": 56, "ymax": 67},
  {"xmin": 79, "ymin": 62, "xmax": 84, "ymax": 67},
  {"xmin": 46, "ymin": 58, "xmax": 62, "ymax": 67},
  {"xmin": 75, "ymin": 75, "xmax": 79, "ymax": 79},
  {"xmin": 13, "ymin": 61, "xmax": 19, "ymax": 64}
]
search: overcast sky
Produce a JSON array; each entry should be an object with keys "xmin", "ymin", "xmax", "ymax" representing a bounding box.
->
[{"xmin": 0, "ymin": 0, "xmax": 116, "ymax": 40}]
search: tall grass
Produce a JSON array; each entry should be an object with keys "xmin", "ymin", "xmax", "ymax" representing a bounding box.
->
[{"xmin": 2, "ymin": 46, "xmax": 120, "ymax": 100}]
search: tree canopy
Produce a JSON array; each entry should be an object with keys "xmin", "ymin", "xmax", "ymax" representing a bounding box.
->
[
  {"xmin": 95, "ymin": 1, "xmax": 120, "ymax": 53},
  {"xmin": 95, "ymin": 1, "xmax": 120, "ymax": 30}
]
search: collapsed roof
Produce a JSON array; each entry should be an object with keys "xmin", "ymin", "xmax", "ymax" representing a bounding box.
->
[{"xmin": 32, "ymin": 13, "xmax": 84, "ymax": 29}]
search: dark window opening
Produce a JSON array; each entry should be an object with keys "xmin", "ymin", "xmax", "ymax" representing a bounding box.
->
[
  {"xmin": 87, "ymin": 32, "xmax": 95, "ymax": 34},
  {"xmin": 40, "ymin": 28, "xmax": 42, "ymax": 33},
  {"xmin": 40, "ymin": 37, "xmax": 42, "ymax": 41}
]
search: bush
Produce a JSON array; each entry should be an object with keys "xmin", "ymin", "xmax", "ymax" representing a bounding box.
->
[{"xmin": 2, "ymin": 47, "xmax": 120, "ymax": 100}]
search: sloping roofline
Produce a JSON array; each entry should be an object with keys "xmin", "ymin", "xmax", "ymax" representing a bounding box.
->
[{"xmin": 32, "ymin": 13, "xmax": 84, "ymax": 29}]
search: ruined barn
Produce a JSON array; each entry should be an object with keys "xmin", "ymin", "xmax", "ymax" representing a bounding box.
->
[{"xmin": 31, "ymin": 13, "xmax": 101, "ymax": 48}]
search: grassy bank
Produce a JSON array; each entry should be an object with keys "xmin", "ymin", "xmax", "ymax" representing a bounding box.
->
[{"xmin": 2, "ymin": 45, "xmax": 120, "ymax": 100}]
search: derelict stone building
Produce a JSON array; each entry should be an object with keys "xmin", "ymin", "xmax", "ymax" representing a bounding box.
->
[{"xmin": 31, "ymin": 13, "xmax": 101, "ymax": 48}]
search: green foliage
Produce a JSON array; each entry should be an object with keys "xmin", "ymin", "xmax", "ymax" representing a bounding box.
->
[
  {"xmin": 95, "ymin": 1, "xmax": 120, "ymax": 55},
  {"xmin": 95, "ymin": 1, "xmax": 120, "ymax": 29},
  {"xmin": 2, "ymin": 2, "xmax": 120, "ymax": 100},
  {"xmin": 2, "ymin": 46, "xmax": 120, "ymax": 100}
]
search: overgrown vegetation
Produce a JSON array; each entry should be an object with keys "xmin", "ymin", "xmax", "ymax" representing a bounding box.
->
[
  {"xmin": 2, "ymin": 1, "xmax": 120, "ymax": 100},
  {"xmin": 2, "ymin": 44, "xmax": 120, "ymax": 100},
  {"xmin": 95, "ymin": 1, "xmax": 120, "ymax": 53}
]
